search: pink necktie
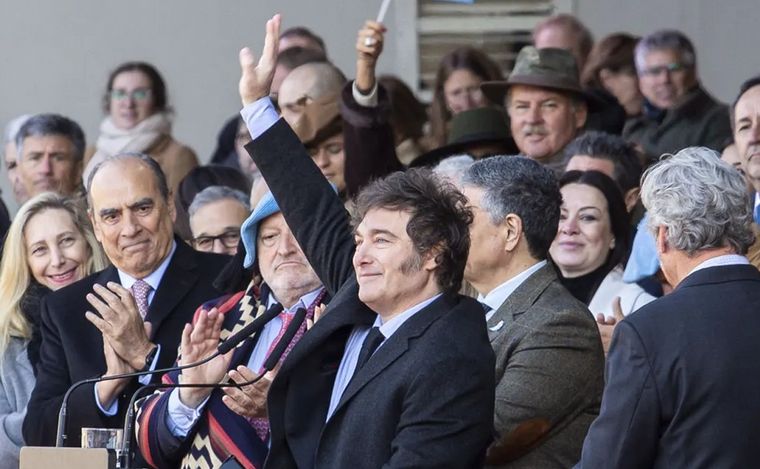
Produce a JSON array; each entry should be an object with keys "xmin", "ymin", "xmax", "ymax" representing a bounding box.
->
[{"xmin": 131, "ymin": 280, "xmax": 152, "ymax": 319}]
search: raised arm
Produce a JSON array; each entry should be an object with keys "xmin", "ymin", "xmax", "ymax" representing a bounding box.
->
[
  {"xmin": 238, "ymin": 14, "xmax": 356, "ymax": 294},
  {"xmin": 342, "ymin": 20, "xmax": 403, "ymax": 199}
]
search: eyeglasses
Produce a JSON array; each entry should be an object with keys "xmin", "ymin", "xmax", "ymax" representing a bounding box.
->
[
  {"xmin": 192, "ymin": 230, "xmax": 240, "ymax": 251},
  {"xmin": 110, "ymin": 88, "xmax": 152, "ymax": 101},
  {"xmin": 640, "ymin": 62, "xmax": 689, "ymax": 77}
]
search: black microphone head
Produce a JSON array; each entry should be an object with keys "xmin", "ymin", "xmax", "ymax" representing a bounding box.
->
[
  {"xmin": 217, "ymin": 302, "xmax": 284, "ymax": 354},
  {"xmin": 262, "ymin": 307, "xmax": 307, "ymax": 371}
]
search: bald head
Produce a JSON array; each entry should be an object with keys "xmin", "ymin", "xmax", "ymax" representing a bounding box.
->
[{"xmin": 278, "ymin": 62, "xmax": 346, "ymax": 125}]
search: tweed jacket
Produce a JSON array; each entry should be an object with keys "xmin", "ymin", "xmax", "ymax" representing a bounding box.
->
[{"xmin": 486, "ymin": 264, "xmax": 604, "ymax": 468}]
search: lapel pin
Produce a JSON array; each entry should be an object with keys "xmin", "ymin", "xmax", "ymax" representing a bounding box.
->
[{"xmin": 489, "ymin": 320, "xmax": 504, "ymax": 332}]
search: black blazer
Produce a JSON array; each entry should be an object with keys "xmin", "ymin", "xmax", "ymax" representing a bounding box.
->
[
  {"xmin": 246, "ymin": 119, "xmax": 496, "ymax": 469},
  {"xmin": 22, "ymin": 240, "xmax": 228, "ymax": 448},
  {"xmin": 577, "ymin": 264, "xmax": 760, "ymax": 468}
]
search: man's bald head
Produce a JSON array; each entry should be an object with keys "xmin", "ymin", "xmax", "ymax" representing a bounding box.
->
[{"xmin": 278, "ymin": 62, "xmax": 346, "ymax": 125}]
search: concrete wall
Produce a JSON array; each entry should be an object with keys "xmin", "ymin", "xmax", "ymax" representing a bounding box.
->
[{"xmin": 1, "ymin": 0, "xmax": 758, "ymax": 212}]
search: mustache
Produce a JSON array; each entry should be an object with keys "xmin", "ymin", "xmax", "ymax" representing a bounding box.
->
[{"xmin": 521, "ymin": 125, "xmax": 549, "ymax": 137}]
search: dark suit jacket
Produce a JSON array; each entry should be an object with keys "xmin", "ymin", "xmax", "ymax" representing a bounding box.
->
[
  {"xmin": 486, "ymin": 264, "xmax": 604, "ymax": 468},
  {"xmin": 246, "ymin": 119, "xmax": 495, "ymax": 469},
  {"xmin": 22, "ymin": 240, "xmax": 227, "ymax": 449},
  {"xmin": 577, "ymin": 264, "xmax": 760, "ymax": 468}
]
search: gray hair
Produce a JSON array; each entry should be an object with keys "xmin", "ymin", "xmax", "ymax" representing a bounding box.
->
[
  {"xmin": 634, "ymin": 30, "xmax": 696, "ymax": 73},
  {"xmin": 3, "ymin": 115, "xmax": 32, "ymax": 146},
  {"xmin": 15, "ymin": 113, "xmax": 86, "ymax": 163},
  {"xmin": 461, "ymin": 155, "xmax": 561, "ymax": 259},
  {"xmin": 189, "ymin": 185, "xmax": 250, "ymax": 218},
  {"xmin": 85, "ymin": 152, "xmax": 169, "ymax": 208},
  {"xmin": 641, "ymin": 147, "xmax": 754, "ymax": 256},
  {"xmin": 433, "ymin": 154, "xmax": 474, "ymax": 184}
]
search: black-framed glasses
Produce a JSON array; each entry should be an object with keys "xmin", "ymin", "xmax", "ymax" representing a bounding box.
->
[{"xmin": 192, "ymin": 230, "xmax": 240, "ymax": 251}]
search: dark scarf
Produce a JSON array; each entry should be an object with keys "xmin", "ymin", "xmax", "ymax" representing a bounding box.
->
[
  {"xmin": 558, "ymin": 261, "xmax": 616, "ymax": 306},
  {"xmin": 20, "ymin": 281, "xmax": 52, "ymax": 372}
]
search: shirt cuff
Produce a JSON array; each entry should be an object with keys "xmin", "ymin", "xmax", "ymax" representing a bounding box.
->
[
  {"xmin": 94, "ymin": 383, "xmax": 119, "ymax": 416},
  {"xmin": 138, "ymin": 344, "xmax": 162, "ymax": 386},
  {"xmin": 352, "ymin": 81, "xmax": 379, "ymax": 108},
  {"xmin": 166, "ymin": 389, "xmax": 210, "ymax": 438},
  {"xmin": 240, "ymin": 97, "xmax": 281, "ymax": 141}
]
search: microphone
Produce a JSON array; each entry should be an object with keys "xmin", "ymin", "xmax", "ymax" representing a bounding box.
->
[
  {"xmin": 218, "ymin": 303, "xmax": 283, "ymax": 354},
  {"xmin": 120, "ymin": 307, "xmax": 307, "ymax": 468},
  {"xmin": 54, "ymin": 303, "xmax": 285, "ymax": 447}
]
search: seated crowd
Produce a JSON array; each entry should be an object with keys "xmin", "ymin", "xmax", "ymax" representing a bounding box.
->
[{"xmin": 1, "ymin": 10, "xmax": 759, "ymax": 469}]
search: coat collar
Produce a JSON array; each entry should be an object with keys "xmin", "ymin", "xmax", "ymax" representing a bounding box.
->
[
  {"xmin": 487, "ymin": 263, "xmax": 557, "ymax": 336},
  {"xmin": 327, "ymin": 293, "xmax": 458, "ymax": 420},
  {"xmin": 676, "ymin": 263, "xmax": 760, "ymax": 291}
]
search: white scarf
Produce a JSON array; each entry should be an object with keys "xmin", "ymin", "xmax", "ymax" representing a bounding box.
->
[{"xmin": 84, "ymin": 113, "xmax": 172, "ymax": 184}]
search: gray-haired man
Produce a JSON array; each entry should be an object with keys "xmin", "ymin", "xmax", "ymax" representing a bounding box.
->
[
  {"xmin": 577, "ymin": 147, "xmax": 760, "ymax": 468},
  {"xmin": 624, "ymin": 30, "xmax": 731, "ymax": 158},
  {"xmin": 460, "ymin": 155, "xmax": 604, "ymax": 468}
]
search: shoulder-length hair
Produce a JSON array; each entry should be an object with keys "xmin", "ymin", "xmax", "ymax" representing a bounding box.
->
[
  {"xmin": 429, "ymin": 47, "xmax": 503, "ymax": 147},
  {"xmin": 0, "ymin": 193, "xmax": 108, "ymax": 358}
]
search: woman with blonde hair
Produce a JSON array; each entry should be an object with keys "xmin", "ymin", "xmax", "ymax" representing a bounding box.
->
[{"xmin": 0, "ymin": 192, "xmax": 108, "ymax": 465}]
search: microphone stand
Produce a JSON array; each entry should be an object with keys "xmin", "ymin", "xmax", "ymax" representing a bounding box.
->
[
  {"xmin": 120, "ymin": 307, "xmax": 306, "ymax": 469},
  {"xmin": 55, "ymin": 303, "xmax": 285, "ymax": 448}
]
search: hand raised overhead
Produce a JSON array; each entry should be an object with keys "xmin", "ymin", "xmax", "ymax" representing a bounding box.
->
[{"xmin": 239, "ymin": 13, "xmax": 282, "ymax": 105}]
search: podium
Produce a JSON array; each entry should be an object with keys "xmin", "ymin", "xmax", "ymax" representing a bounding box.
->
[{"xmin": 20, "ymin": 447, "xmax": 117, "ymax": 469}]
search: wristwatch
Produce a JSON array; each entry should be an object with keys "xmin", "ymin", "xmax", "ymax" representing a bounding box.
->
[{"xmin": 142, "ymin": 345, "xmax": 158, "ymax": 371}]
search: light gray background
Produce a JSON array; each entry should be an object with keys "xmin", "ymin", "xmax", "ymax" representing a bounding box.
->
[{"xmin": 1, "ymin": 0, "xmax": 757, "ymax": 213}]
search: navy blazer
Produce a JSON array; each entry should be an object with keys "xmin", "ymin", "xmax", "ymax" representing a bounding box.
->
[
  {"xmin": 246, "ymin": 119, "xmax": 496, "ymax": 469},
  {"xmin": 22, "ymin": 240, "xmax": 227, "ymax": 450},
  {"xmin": 577, "ymin": 263, "xmax": 760, "ymax": 468}
]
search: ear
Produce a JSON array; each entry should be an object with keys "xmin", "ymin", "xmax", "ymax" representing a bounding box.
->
[
  {"xmin": 88, "ymin": 209, "xmax": 103, "ymax": 243},
  {"xmin": 655, "ymin": 225, "xmax": 668, "ymax": 256},
  {"xmin": 167, "ymin": 190, "xmax": 177, "ymax": 223},
  {"xmin": 422, "ymin": 244, "xmax": 442, "ymax": 273},
  {"xmin": 624, "ymin": 187, "xmax": 640, "ymax": 213},
  {"xmin": 503, "ymin": 214, "xmax": 523, "ymax": 253},
  {"xmin": 598, "ymin": 68, "xmax": 613, "ymax": 87}
]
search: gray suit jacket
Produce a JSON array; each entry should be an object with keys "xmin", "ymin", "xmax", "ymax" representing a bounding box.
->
[
  {"xmin": 0, "ymin": 338, "xmax": 35, "ymax": 467},
  {"xmin": 486, "ymin": 264, "xmax": 604, "ymax": 468}
]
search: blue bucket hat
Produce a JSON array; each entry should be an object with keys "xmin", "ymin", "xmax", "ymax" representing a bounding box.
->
[{"xmin": 241, "ymin": 190, "xmax": 280, "ymax": 268}]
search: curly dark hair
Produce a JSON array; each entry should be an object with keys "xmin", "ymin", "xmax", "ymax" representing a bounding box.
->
[{"xmin": 351, "ymin": 168, "xmax": 473, "ymax": 295}]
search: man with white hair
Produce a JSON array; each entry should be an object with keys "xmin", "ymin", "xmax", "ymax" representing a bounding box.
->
[
  {"xmin": 576, "ymin": 147, "xmax": 760, "ymax": 468},
  {"xmin": 624, "ymin": 30, "xmax": 731, "ymax": 158}
]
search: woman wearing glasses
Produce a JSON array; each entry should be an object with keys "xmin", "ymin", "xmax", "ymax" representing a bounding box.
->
[{"xmin": 83, "ymin": 61, "xmax": 198, "ymax": 193}]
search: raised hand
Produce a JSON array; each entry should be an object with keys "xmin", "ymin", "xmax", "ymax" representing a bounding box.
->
[
  {"xmin": 177, "ymin": 308, "xmax": 234, "ymax": 408},
  {"xmin": 85, "ymin": 282, "xmax": 155, "ymax": 371},
  {"xmin": 596, "ymin": 297, "xmax": 625, "ymax": 356},
  {"xmin": 239, "ymin": 14, "xmax": 282, "ymax": 105},
  {"xmin": 222, "ymin": 365, "xmax": 275, "ymax": 419},
  {"xmin": 355, "ymin": 20, "xmax": 387, "ymax": 93}
]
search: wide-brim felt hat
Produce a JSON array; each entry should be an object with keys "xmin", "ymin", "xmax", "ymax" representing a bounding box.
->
[
  {"xmin": 411, "ymin": 107, "xmax": 517, "ymax": 168},
  {"xmin": 481, "ymin": 46, "xmax": 604, "ymax": 112}
]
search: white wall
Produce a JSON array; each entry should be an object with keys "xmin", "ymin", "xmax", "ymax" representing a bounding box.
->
[
  {"xmin": 0, "ymin": 0, "xmax": 401, "ymax": 212},
  {"xmin": 576, "ymin": 0, "xmax": 760, "ymax": 103}
]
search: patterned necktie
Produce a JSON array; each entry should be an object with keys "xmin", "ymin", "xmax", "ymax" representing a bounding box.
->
[
  {"xmin": 251, "ymin": 308, "xmax": 312, "ymax": 441},
  {"xmin": 131, "ymin": 280, "xmax": 152, "ymax": 319}
]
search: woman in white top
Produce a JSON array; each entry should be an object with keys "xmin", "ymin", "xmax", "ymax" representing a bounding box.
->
[{"xmin": 550, "ymin": 170, "xmax": 655, "ymax": 327}]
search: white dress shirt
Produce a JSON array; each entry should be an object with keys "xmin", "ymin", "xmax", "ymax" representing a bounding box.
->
[{"xmin": 478, "ymin": 260, "xmax": 547, "ymax": 321}]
